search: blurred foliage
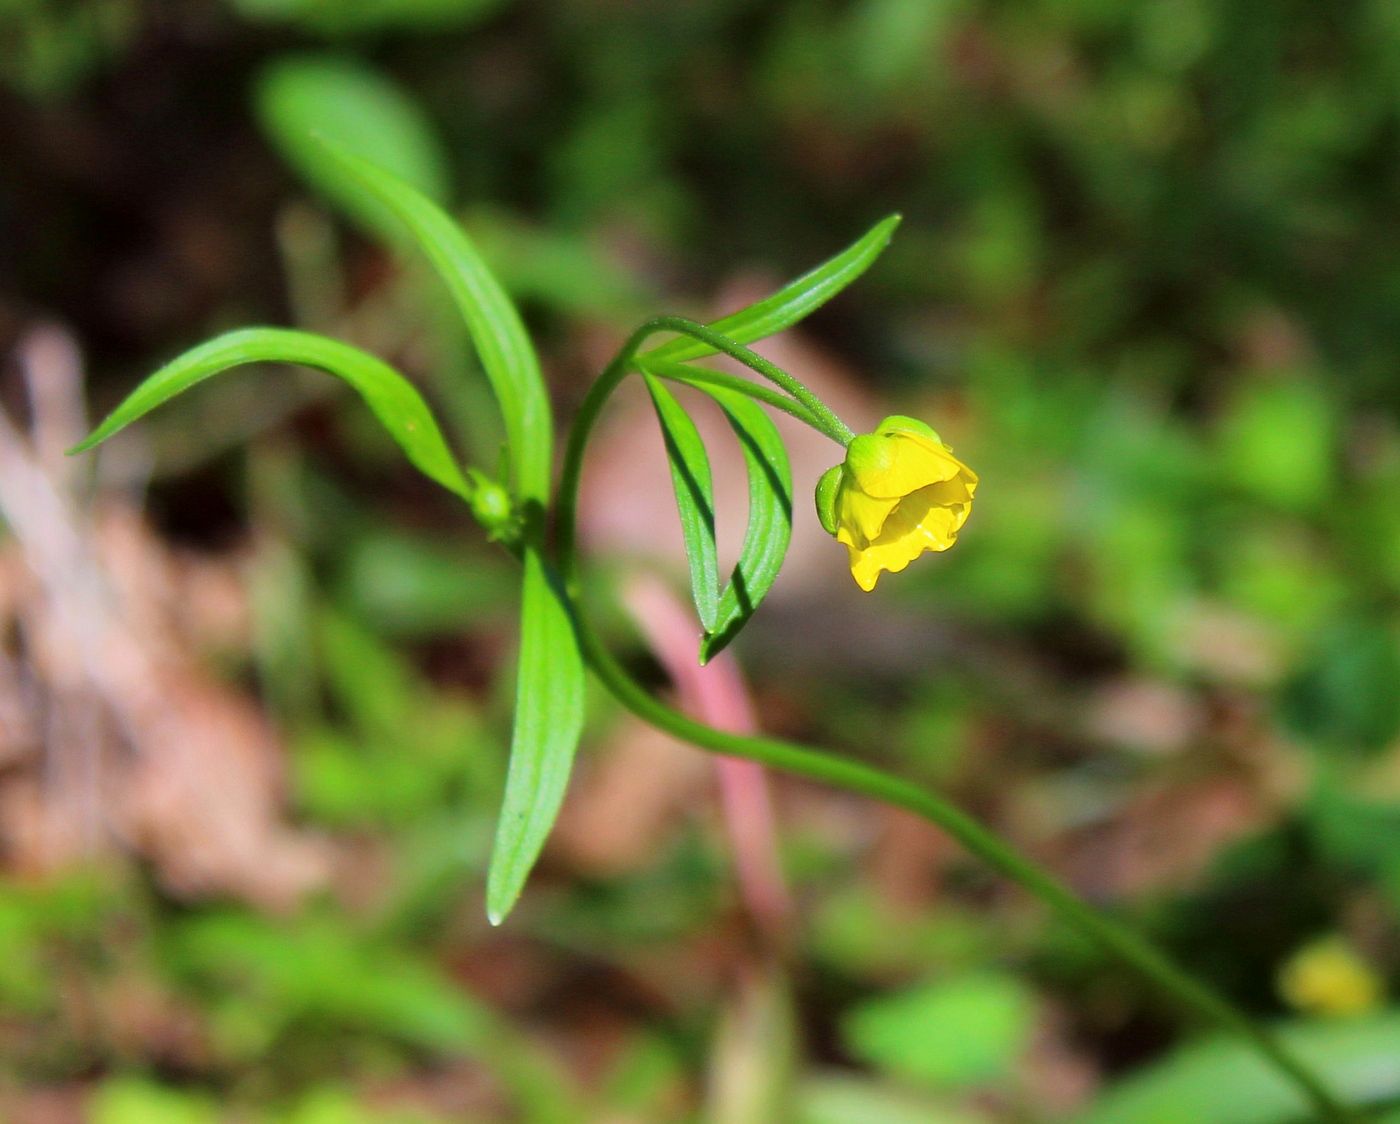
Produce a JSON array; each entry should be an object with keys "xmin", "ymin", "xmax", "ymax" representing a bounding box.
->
[
  {"xmin": 5, "ymin": 0, "xmax": 1400, "ymax": 1119},
  {"xmin": 0, "ymin": 0, "xmax": 135, "ymax": 100},
  {"xmin": 841, "ymin": 972, "xmax": 1036, "ymax": 1091}
]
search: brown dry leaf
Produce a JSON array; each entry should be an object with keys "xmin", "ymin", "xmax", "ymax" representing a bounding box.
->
[
  {"xmin": 1056, "ymin": 774, "xmax": 1272, "ymax": 899},
  {"xmin": 0, "ymin": 1085, "xmax": 89, "ymax": 1124},
  {"xmin": 1084, "ymin": 676, "xmax": 1203, "ymax": 757},
  {"xmin": 0, "ymin": 325, "xmax": 329, "ymax": 909}
]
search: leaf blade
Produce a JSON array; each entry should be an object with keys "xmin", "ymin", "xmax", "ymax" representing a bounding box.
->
[
  {"xmin": 697, "ymin": 387, "xmax": 793, "ymax": 664},
  {"xmin": 644, "ymin": 375, "xmax": 720, "ymax": 632},
  {"xmin": 639, "ymin": 355, "xmax": 823, "ymax": 431},
  {"xmin": 486, "ymin": 550, "xmax": 586, "ymax": 925},
  {"xmin": 69, "ymin": 328, "xmax": 472, "ymax": 501},
  {"xmin": 256, "ymin": 54, "xmax": 453, "ymax": 241},
  {"xmin": 643, "ymin": 214, "xmax": 901, "ymax": 365},
  {"xmin": 313, "ymin": 140, "xmax": 553, "ymax": 501}
]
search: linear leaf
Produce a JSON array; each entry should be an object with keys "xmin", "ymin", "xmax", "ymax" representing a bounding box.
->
[
  {"xmin": 313, "ymin": 140, "xmax": 553, "ymax": 501},
  {"xmin": 638, "ymin": 355, "xmax": 823, "ymax": 431},
  {"xmin": 256, "ymin": 55, "xmax": 453, "ymax": 242},
  {"xmin": 643, "ymin": 375, "xmax": 720, "ymax": 632},
  {"xmin": 486, "ymin": 550, "xmax": 586, "ymax": 925},
  {"xmin": 643, "ymin": 214, "xmax": 901, "ymax": 365},
  {"xmin": 317, "ymin": 142, "xmax": 590, "ymax": 925},
  {"xmin": 68, "ymin": 328, "xmax": 471, "ymax": 501},
  {"xmin": 697, "ymin": 386, "xmax": 793, "ymax": 665}
]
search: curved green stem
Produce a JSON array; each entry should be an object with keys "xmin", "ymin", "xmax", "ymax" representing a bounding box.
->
[
  {"xmin": 640, "ymin": 356, "xmax": 826, "ymax": 433},
  {"xmin": 552, "ymin": 324, "xmax": 1359, "ymax": 1124},
  {"xmin": 645, "ymin": 317, "xmax": 853, "ymax": 444},
  {"xmin": 556, "ymin": 316, "xmax": 850, "ymax": 572}
]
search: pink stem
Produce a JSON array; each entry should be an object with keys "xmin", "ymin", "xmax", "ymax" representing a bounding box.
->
[{"xmin": 623, "ymin": 576, "xmax": 793, "ymax": 945}]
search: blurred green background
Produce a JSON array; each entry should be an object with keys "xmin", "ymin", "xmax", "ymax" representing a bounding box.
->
[{"xmin": 4, "ymin": 0, "xmax": 1400, "ymax": 1120}]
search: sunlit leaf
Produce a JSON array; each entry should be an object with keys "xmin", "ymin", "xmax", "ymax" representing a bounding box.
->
[
  {"xmin": 841, "ymin": 973, "xmax": 1034, "ymax": 1092},
  {"xmin": 697, "ymin": 385, "xmax": 793, "ymax": 665},
  {"xmin": 68, "ymin": 328, "xmax": 471, "ymax": 501},
  {"xmin": 644, "ymin": 214, "xmax": 901, "ymax": 365},
  {"xmin": 644, "ymin": 375, "xmax": 720, "ymax": 632},
  {"xmin": 314, "ymin": 141, "xmax": 553, "ymax": 501},
  {"xmin": 640, "ymin": 355, "xmax": 823, "ymax": 431},
  {"xmin": 316, "ymin": 144, "xmax": 590, "ymax": 925},
  {"xmin": 485, "ymin": 551, "xmax": 586, "ymax": 925},
  {"xmin": 256, "ymin": 55, "xmax": 452, "ymax": 237}
]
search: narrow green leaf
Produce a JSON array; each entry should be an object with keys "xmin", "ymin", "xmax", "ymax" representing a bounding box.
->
[
  {"xmin": 486, "ymin": 550, "xmax": 586, "ymax": 925},
  {"xmin": 316, "ymin": 143, "xmax": 588, "ymax": 925},
  {"xmin": 639, "ymin": 355, "xmax": 823, "ymax": 431},
  {"xmin": 68, "ymin": 328, "xmax": 471, "ymax": 501},
  {"xmin": 256, "ymin": 55, "xmax": 452, "ymax": 241},
  {"xmin": 643, "ymin": 214, "xmax": 901, "ymax": 366},
  {"xmin": 697, "ymin": 386, "xmax": 793, "ymax": 665},
  {"xmin": 313, "ymin": 140, "xmax": 553, "ymax": 501},
  {"xmin": 643, "ymin": 375, "xmax": 720, "ymax": 632}
]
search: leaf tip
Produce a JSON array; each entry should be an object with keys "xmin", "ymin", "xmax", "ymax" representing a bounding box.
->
[
  {"xmin": 485, "ymin": 875, "xmax": 519, "ymax": 927},
  {"xmin": 698, "ymin": 630, "xmax": 731, "ymax": 665},
  {"xmin": 66, "ymin": 433, "xmax": 100, "ymax": 456}
]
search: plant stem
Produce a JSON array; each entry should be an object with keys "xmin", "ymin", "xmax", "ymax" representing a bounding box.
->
[
  {"xmin": 556, "ymin": 316, "xmax": 850, "ymax": 571},
  {"xmin": 624, "ymin": 576, "xmax": 794, "ymax": 948},
  {"xmin": 639, "ymin": 357, "xmax": 826, "ymax": 433},
  {"xmin": 552, "ymin": 324, "xmax": 1360, "ymax": 1124},
  {"xmin": 649, "ymin": 317, "xmax": 853, "ymax": 443},
  {"xmin": 583, "ymin": 630, "xmax": 1356, "ymax": 1122}
]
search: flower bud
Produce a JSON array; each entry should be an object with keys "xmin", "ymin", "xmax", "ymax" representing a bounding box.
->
[
  {"xmin": 467, "ymin": 471, "xmax": 517, "ymax": 541},
  {"xmin": 816, "ymin": 415, "xmax": 977, "ymax": 591},
  {"xmin": 1279, "ymin": 938, "xmax": 1383, "ymax": 1018}
]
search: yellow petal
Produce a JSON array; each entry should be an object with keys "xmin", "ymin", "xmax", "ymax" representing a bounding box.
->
[
  {"xmin": 841, "ymin": 481, "xmax": 975, "ymax": 590},
  {"xmin": 835, "ymin": 482, "xmax": 900, "ymax": 544},
  {"xmin": 846, "ymin": 542, "xmax": 886, "ymax": 591},
  {"xmin": 849, "ymin": 431, "xmax": 966, "ymax": 499}
]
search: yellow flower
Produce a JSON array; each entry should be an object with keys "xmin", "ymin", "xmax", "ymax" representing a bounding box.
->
[
  {"xmin": 816, "ymin": 415, "xmax": 978, "ymax": 591},
  {"xmin": 1278, "ymin": 937, "xmax": 1384, "ymax": 1018}
]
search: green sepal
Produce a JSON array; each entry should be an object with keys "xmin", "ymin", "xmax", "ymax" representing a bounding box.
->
[
  {"xmin": 815, "ymin": 464, "xmax": 844, "ymax": 537},
  {"xmin": 843, "ymin": 434, "xmax": 888, "ymax": 481},
  {"xmin": 877, "ymin": 414, "xmax": 942, "ymax": 444}
]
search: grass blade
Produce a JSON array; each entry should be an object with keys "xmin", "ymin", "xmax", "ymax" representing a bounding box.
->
[
  {"xmin": 68, "ymin": 328, "xmax": 471, "ymax": 501},
  {"xmin": 643, "ymin": 214, "xmax": 901, "ymax": 366},
  {"xmin": 644, "ymin": 374, "xmax": 720, "ymax": 632},
  {"xmin": 486, "ymin": 550, "xmax": 586, "ymax": 925},
  {"xmin": 698, "ymin": 386, "xmax": 793, "ymax": 664}
]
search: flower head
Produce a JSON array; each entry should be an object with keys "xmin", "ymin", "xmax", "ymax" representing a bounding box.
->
[
  {"xmin": 1278, "ymin": 937, "xmax": 1384, "ymax": 1018},
  {"xmin": 816, "ymin": 415, "xmax": 977, "ymax": 591}
]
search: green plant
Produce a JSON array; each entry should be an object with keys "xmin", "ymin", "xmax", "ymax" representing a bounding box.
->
[{"xmin": 70, "ymin": 141, "xmax": 1362, "ymax": 1123}]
